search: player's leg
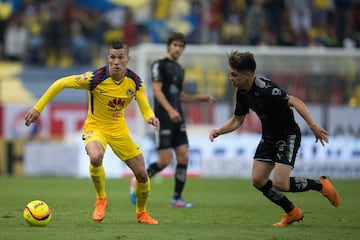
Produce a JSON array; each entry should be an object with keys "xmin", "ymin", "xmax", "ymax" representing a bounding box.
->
[
  {"xmin": 126, "ymin": 154, "xmax": 158, "ymax": 224},
  {"xmin": 84, "ymin": 130, "xmax": 108, "ymax": 221},
  {"xmin": 169, "ymin": 123, "xmax": 193, "ymax": 207},
  {"xmin": 270, "ymin": 133, "xmax": 303, "ymax": 226},
  {"xmin": 169, "ymin": 144, "xmax": 194, "ymax": 208},
  {"xmin": 147, "ymin": 122, "xmax": 174, "ymax": 178},
  {"xmin": 270, "ymin": 164, "xmax": 303, "ymax": 227},
  {"xmin": 252, "ymin": 160, "xmax": 295, "ymax": 212},
  {"xmin": 117, "ymin": 135, "xmax": 158, "ymax": 224},
  {"xmin": 252, "ymin": 135, "xmax": 302, "ymax": 227},
  {"xmin": 147, "ymin": 149, "xmax": 173, "ymax": 177},
  {"xmin": 284, "ymin": 174, "xmax": 339, "ymax": 206}
]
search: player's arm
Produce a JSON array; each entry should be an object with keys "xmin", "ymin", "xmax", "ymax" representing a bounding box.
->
[
  {"xmin": 153, "ymin": 81, "xmax": 182, "ymax": 122},
  {"xmin": 179, "ymin": 92, "xmax": 215, "ymax": 103},
  {"xmin": 209, "ymin": 114, "xmax": 245, "ymax": 142},
  {"xmin": 25, "ymin": 74, "xmax": 88, "ymax": 126},
  {"xmin": 136, "ymin": 83, "xmax": 160, "ymax": 132},
  {"xmin": 288, "ymin": 95, "xmax": 328, "ymax": 146}
]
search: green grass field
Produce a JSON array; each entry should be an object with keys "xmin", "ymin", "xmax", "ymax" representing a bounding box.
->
[{"xmin": 0, "ymin": 176, "xmax": 359, "ymax": 240}]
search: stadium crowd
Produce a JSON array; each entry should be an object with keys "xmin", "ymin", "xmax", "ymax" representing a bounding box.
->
[{"xmin": 0, "ymin": 0, "xmax": 359, "ymax": 66}]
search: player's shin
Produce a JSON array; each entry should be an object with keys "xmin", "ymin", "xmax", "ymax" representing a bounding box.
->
[
  {"xmin": 135, "ymin": 179, "xmax": 150, "ymax": 213},
  {"xmin": 289, "ymin": 177, "xmax": 322, "ymax": 192},
  {"xmin": 257, "ymin": 180, "xmax": 294, "ymax": 213},
  {"xmin": 89, "ymin": 164, "xmax": 106, "ymax": 198}
]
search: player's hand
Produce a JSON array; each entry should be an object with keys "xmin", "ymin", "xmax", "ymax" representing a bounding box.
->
[
  {"xmin": 24, "ymin": 108, "xmax": 40, "ymax": 126},
  {"xmin": 147, "ymin": 117, "xmax": 160, "ymax": 132},
  {"xmin": 168, "ymin": 109, "xmax": 182, "ymax": 123},
  {"xmin": 201, "ymin": 95, "xmax": 215, "ymax": 103},
  {"xmin": 209, "ymin": 129, "xmax": 221, "ymax": 142},
  {"xmin": 310, "ymin": 124, "xmax": 329, "ymax": 146}
]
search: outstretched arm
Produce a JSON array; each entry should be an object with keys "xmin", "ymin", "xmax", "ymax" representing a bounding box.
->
[
  {"xmin": 209, "ymin": 114, "xmax": 245, "ymax": 142},
  {"xmin": 288, "ymin": 95, "xmax": 328, "ymax": 146},
  {"xmin": 24, "ymin": 75, "xmax": 87, "ymax": 127},
  {"xmin": 180, "ymin": 92, "xmax": 215, "ymax": 103}
]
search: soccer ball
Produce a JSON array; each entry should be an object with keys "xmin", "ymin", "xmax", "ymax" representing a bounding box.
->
[{"xmin": 23, "ymin": 200, "xmax": 51, "ymax": 226}]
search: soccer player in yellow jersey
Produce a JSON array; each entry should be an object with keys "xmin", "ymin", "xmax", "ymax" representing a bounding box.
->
[{"xmin": 24, "ymin": 40, "xmax": 160, "ymax": 224}]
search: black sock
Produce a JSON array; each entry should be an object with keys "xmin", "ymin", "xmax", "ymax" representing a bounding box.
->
[
  {"xmin": 258, "ymin": 180, "xmax": 294, "ymax": 213},
  {"xmin": 289, "ymin": 177, "xmax": 322, "ymax": 192},
  {"xmin": 173, "ymin": 164, "xmax": 187, "ymax": 200},
  {"xmin": 147, "ymin": 162, "xmax": 161, "ymax": 178}
]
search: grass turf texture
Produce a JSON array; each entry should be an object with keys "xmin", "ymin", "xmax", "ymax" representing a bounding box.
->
[{"xmin": 0, "ymin": 176, "xmax": 359, "ymax": 240}]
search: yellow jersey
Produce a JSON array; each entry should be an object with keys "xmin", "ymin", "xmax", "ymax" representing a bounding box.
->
[{"xmin": 34, "ymin": 65, "xmax": 155, "ymax": 135}]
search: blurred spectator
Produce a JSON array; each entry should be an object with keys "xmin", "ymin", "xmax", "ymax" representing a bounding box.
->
[
  {"xmin": 206, "ymin": 0, "xmax": 222, "ymax": 44},
  {"xmin": 4, "ymin": 14, "xmax": 28, "ymax": 61},
  {"xmin": 312, "ymin": 0, "xmax": 335, "ymax": 27},
  {"xmin": 334, "ymin": 0, "xmax": 352, "ymax": 47},
  {"xmin": 285, "ymin": 0, "xmax": 312, "ymax": 35},
  {"xmin": 0, "ymin": 0, "xmax": 13, "ymax": 58},
  {"xmin": 1, "ymin": 0, "xmax": 359, "ymax": 65},
  {"xmin": 278, "ymin": 12, "xmax": 297, "ymax": 46},
  {"xmin": 102, "ymin": 7, "xmax": 126, "ymax": 44},
  {"xmin": 247, "ymin": 0, "xmax": 266, "ymax": 46},
  {"xmin": 220, "ymin": 0, "xmax": 246, "ymax": 44},
  {"xmin": 263, "ymin": 0, "xmax": 285, "ymax": 44},
  {"xmin": 308, "ymin": 18, "xmax": 337, "ymax": 47},
  {"xmin": 349, "ymin": 1, "xmax": 360, "ymax": 47},
  {"xmin": 21, "ymin": 0, "xmax": 45, "ymax": 64},
  {"xmin": 122, "ymin": 8, "xmax": 139, "ymax": 47}
]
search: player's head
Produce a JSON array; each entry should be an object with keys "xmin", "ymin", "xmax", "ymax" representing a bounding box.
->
[
  {"xmin": 227, "ymin": 51, "xmax": 256, "ymax": 89},
  {"xmin": 167, "ymin": 32, "xmax": 186, "ymax": 48},
  {"xmin": 110, "ymin": 40, "xmax": 129, "ymax": 55},
  {"xmin": 107, "ymin": 40, "xmax": 130, "ymax": 79},
  {"xmin": 166, "ymin": 32, "xmax": 186, "ymax": 61},
  {"xmin": 228, "ymin": 51, "xmax": 256, "ymax": 73}
]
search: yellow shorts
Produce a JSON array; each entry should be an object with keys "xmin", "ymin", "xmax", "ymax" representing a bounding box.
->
[{"xmin": 82, "ymin": 128, "xmax": 142, "ymax": 161}]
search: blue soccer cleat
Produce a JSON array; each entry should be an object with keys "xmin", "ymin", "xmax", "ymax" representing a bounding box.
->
[
  {"xmin": 169, "ymin": 198, "xmax": 194, "ymax": 208},
  {"xmin": 129, "ymin": 176, "xmax": 136, "ymax": 205}
]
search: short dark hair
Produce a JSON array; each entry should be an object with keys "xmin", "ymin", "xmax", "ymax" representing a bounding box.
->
[
  {"xmin": 111, "ymin": 40, "xmax": 129, "ymax": 53},
  {"xmin": 167, "ymin": 32, "xmax": 186, "ymax": 48},
  {"xmin": 228, "ymin": 51, "xmax": 256, "ymax": 73}
]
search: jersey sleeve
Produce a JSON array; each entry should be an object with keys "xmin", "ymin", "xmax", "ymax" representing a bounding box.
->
[
  {"xmin": 135, "ymin": 80, "xmax": 155, "ymax": 121},
  {"xmin": 33, "ymin": 73, "xmax": 91, "ymax": 112},
  {"xmin": 234, "ymin": 89, "xmax": 250, "ymax": 116},
  {"xmin": 151, "ymin": 60, "xmax": 162, "ymax": 83},
  {"xmin": 265, "ymin": 82, "xmax": 290, "ymax": 105}
]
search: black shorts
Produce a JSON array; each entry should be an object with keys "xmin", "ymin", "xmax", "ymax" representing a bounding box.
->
[
  {"xmin": 254, "ymin": 131, "xmax": 301, "ymax": 168},
  {"xmin": 155, "ymin": 121, "xmax": 189, "ymax": 150}
]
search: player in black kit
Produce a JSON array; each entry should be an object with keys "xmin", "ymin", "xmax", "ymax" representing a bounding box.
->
[
  {"xmin": 209, "ymin": 51, "xmax": 340, "ymax": 227},
  {"xmin": 130, "ymin": 32, "xmax": 214, "ymax": 207}
]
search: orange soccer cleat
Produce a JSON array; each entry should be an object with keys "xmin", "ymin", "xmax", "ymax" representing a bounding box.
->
[
  {"xmin": 273, "ymin": 207, "xmax": 303, "ymax": 227},
  {"xmin": 319, "ymin": 176, "xmax": 340, "ymax": 207},
  {"xmin": 136, "ymin": 212, "xmax": 159, "ymax": 225},
  {"xmin": 93, "ymin": 197, "xmax": 107, "ymax": 221}
]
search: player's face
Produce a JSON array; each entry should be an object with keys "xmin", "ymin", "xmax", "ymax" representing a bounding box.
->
[
  {"xmin": 229, "ymin": 68, "xmax": 251, "ymax": 90},
  {"xmin": 167, "ymin": 41, "xmax": 185, "ymax": 61},
  {"xmin": 107, "ymin": 48, "xmax": 130, "ymax": 79}
]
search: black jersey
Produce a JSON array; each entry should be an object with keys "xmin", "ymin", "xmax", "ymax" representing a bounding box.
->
[
  {"xmin": 234, "ymin": 76, "xmax": 299, "ymax": 137},
  {"xmin": 151, "ymin": 57, "xmax": 185, "ymax": 122}
]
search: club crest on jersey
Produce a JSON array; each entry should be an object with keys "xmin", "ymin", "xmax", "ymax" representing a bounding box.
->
[
  {"xmin": 108, "ymin": 98, "xmax": 125, "ymax": 108},
  {"xmin": 126, "ymin": 88, "xmax": 135, "ymax": 97},
  {"xmin": 272, "ymin": 88, "xmax": 281, "ymax": 95}
]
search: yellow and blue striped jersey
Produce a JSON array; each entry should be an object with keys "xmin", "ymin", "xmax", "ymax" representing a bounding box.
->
[{"xmin": 34, "ymin": 65, "xmax": 155, "ymax": 134}]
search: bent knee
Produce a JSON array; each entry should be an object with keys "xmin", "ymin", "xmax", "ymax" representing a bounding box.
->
[
  {"xmin": 252, "ymin": 177, "xmax": 267, "ymax": 189},
  {"xmin": 135, "ymin": 171, "xmax": 149, "ymax": 183},
  {"xmin": 89, "ymin": 152, "xmax": 104, "ymax": 167}
]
